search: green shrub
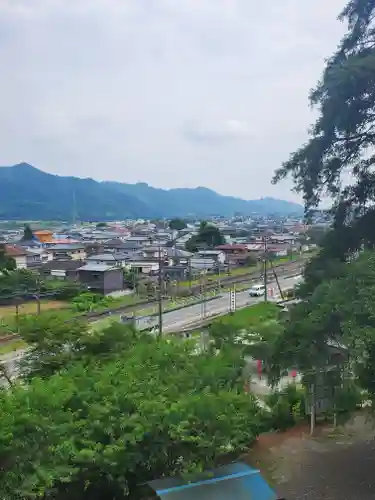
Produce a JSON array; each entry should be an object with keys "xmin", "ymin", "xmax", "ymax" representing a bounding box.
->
[
  {"xmin": 53, "ymin": 283, "xmax": 83, "ymax": 300},
  {"xmin": 266, "ymin": 383, "xmax": 306, "ymax": 431},
  {"xmin": 334, "ymin": 382, "xmax": 363, "ymax": 413}
]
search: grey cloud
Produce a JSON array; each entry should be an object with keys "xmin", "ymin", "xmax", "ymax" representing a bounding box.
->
[
  {"xmin": 184, "ymin": 119, "xmax": 253, "ymax": 142},
  {"xmin": 0, "ymin": 0, "xmax": 346, "ymax": 201}
]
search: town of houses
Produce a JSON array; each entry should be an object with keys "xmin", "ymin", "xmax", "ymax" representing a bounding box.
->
[{"xmin": 0, "ymin": 217, "xmax": 320, "ymax": 296}]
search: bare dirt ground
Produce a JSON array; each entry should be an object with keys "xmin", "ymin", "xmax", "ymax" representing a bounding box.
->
[{"xmin": 245, "ymin": 413, "xmax": 375, "ymax": 499}]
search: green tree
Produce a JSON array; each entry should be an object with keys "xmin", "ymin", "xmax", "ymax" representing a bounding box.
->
[
  {"xmin": 209, "ymin": 319, "xmax": 282, "ymax": 367},
  {"xmin": 305, "ymin": 225, "xmax": 329, "ymax": 246},
  {"xmin": 0, "ymin": 268, "xmax": 41, "ymax": 299},
  {"xmin": 169, "ymin": 218, "xmax": 187, "ymax": 231},
  {"xmin": 0, "ymin": 244, "xmax": 16, "ymax": 273},
  {"xmin": 123, "ymin": 268, "xmax": 139, "ymax": 290},
  {"xmin": 96, "ymin": 222, "xmax": 107, "ymax": 228},
  {"xmin": 186, "ymin": 222, "xmax": 225, "ymax": 252},
  {"xmin": 70, "ymin": 291, "xmax": 110, "ymax": 312},
  {"xmin": 243, "ymin": 254, "xmax": 257, "ymax": 267},
  {"xmin": 17, "ymin": 313, "xmax": 143, "ymax": 380},
  {"xmin": 273, "ymin": 0, "xmax": 375, "ymax": 293},
  {"xmin": 269, "ymin": 251, "xmax": 375, "ymax": 401},
  {"xmin": 22, "ymin": 224, "xmax": 34, "ymax": 241},
  {"xmin": 0, "ymin": 337, "xmax": 265, "ymax": 499}
]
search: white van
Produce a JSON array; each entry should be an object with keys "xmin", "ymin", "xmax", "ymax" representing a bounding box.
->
[{"xmin": 248, "ymin": 284, "xmax": 265, "ymax": 297}]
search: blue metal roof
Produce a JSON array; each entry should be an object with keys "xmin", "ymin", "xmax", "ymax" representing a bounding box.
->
[{"xmin": 149, "ymin": 462, "xmax": 277, "ymax": 500}]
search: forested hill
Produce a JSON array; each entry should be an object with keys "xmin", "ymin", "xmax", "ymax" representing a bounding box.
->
[{"xmin": 0, "ymin": 163, "xmax": 303, "ymax": 220}]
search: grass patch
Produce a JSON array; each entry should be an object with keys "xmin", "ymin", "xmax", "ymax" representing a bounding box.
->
[
  {"xmin": 93, "ymin": 293, "xmax": 147, "ymax": 312},
  {"xmin": 0, "ymin": 299, "xmax": 68, "ymax": 319},
  {"xmin": 214, "ymin": 302, "xmax": 280, "ymax": 329},
  {"xmin": 178, "ymin": 265, "xmax": 260, "ymax": 287}
]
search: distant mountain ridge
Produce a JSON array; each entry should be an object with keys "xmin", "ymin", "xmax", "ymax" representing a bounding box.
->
[{"xmin": 0, "ymin": 163, "xmax": 303, "ymax": 220}]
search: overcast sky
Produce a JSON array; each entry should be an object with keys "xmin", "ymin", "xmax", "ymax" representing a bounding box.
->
[{"xmin": 0, "ymin": 0, "xmax": 346, "ymax": 202}]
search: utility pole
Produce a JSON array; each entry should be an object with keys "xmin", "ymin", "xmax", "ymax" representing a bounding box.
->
[
  {"xmin": 157, "ymin": 245, "xmax": 163, "ymax": 338},
  {"xmin": 269, "ymin": 259, "xmax": 284, "ymax": 300},
  {"xmin": 263, "ymin": 235, "xmax": 268, "ymax": 302},
  {"xmin": 200, "ymin": 272, "xmax": 207, "ymax": 319},
  {"xmin": 14, "ymin": 296, "xmax": 21, "ymax": 333}
]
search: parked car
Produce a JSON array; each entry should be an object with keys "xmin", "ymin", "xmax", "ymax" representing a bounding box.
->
[{"xmin": 248, "ymin": 284, "xmax": 265, "ymax": 297}]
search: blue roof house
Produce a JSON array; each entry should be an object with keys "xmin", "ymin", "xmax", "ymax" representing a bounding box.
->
[{"xmin": 149, "ymin": 462, "xmax": 279, "ymax": 500}]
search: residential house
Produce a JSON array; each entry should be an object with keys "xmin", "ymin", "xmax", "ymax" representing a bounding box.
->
[
  {"xmin": 48, "ymin": 243, "xmax": 86, "ymax": 261},
  {"xmin": 77, "ymin": 264, "xmax": 124, "ymax": 295},
  {"xmin": 267, "ymin": 244, "xmax": 289, "ymax": 258},
  {"xmin": 103, "ymin": 239, "xmax": 143, "ymax": 254},
  {"xmin": 84, "ymin": 242, "xmax": 105, "ymax": 257},
  {"xmin": 33, "ymin": 230, "xmax": 54, "ymax": 243},
  {"xmin": 40, "ymin": 260, "xmax": 83, "ymax": 280},
  {"xmin": 269, "ymin": 234, "xmax": 297, "ymax": 245},
  {"xmin": 165, "ymin": 248, "xmax": 192, "ymax": 266},
  {"xmin": 86, "ymin": 253, "xmax": 129, "ymax": 268},
  {"xmin": 154, "ymin": 231, "xmax": 173, "ymax": 243},
  {"xmin": 4, "ymin": 245, "xmax": 43, "ymax": 269},
  {"xmin": 126, "ymin": 235, "xmax": 153, "ymax": 246},
  {"xmin": 190, "ymin": 250, "xmax": 225, "ymax": 271},
  {"xmin": 215, "ymin": 244, "xmax": 251, "ymax": 266},
  {"xmin": 246, "ymin": 243, "xmax": 264, "ymax": 258},
  {"xmin": 24, "ymin": 250, "xmax": 43, "ymax": 268},
  {"xmin": 174, "ymin": 232, "xmax": 197, "ymax": 249},
  {"xmin": 142, "ymin": 246, "xmax": 167, "ymax": 260},
  {"xmin": 126, "ymin": 256, "xmax": 160, "ymax": 275},
  {"xmin": 82, "ymin": 231, "xmax": 123, "ymax": 242},
  {"xmin": 17, "ymin": 238, "xmax": 44, "ymax": 249},
  {"xmin": 26, "ymin": 248, "xmax": 53, "ymax": 265},
  {"xmin": 196, "ymin": 250, "xmax": 225, "ymax": 264}
]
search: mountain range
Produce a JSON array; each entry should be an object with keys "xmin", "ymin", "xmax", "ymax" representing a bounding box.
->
[{"xmin": 0, "ymin": 163, "xmax": 303, "ymax": 220}]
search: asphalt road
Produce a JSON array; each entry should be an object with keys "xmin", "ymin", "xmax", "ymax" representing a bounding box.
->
[{"xmin": 163, "ymin": 274, "xmax": 303, "ymax": 332}]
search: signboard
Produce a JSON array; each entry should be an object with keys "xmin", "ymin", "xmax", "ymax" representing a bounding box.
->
[{"xmin": 229, "ymin": 288, "xmax": 236, "ymax": 312}]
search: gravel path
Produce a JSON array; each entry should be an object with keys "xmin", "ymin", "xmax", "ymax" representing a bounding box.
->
[{"xmin": 248, "ymin": 414, "xmax": 375, "ymax": 500}]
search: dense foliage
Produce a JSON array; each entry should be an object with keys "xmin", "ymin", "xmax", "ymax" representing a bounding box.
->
[
  {"xmin": 0, "ymin": 244, "xmax": 16, "ymax": 273},
  {"xmin": 0, "ymin": 317, "xmax": 266, "ymax": 499},
  {"xmin": 168, "ymin": 218, "xmax": 187, "ymax": 231},
  {"xmin": 273, "ymin": 0, "xmax": 375, "ymax": 292},
  {"xmin": 21, "ymin": 224, "xmax": 34, "ymax": 241},
  {"xmin": 0, "ymin": 269, "xmax": 82, "ymax": 302},
  {"xmin": 270, "ymin": 251, "xmax": 375, "ymax": 401},
  {"xmin": 266, "ymin": 384, "xmax": 306, "ymax": 431},
  {"xmin": 186, "ymin": 221, "xmax": 225, "ymax": 252}
]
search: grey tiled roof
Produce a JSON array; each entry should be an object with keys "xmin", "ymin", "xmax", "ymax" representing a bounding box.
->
[{"xmin": 78, "ymin": 264, "xmax": 117, "ymax": 272}]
